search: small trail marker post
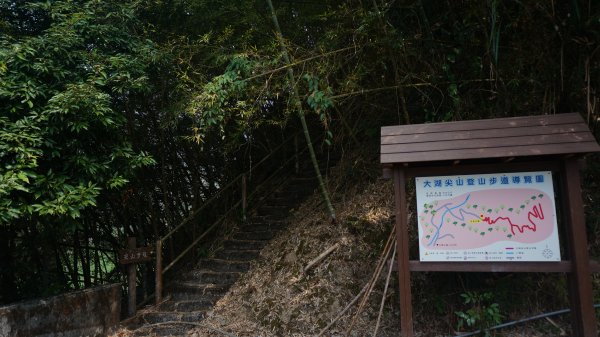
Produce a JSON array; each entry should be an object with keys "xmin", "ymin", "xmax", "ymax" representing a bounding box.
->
[
  {"xmin": 381, "ymin": 113, "xmax": 600, "ymax": 336},
  {"xmin": 119, "ymin": 237, "xmax": 154, "ymax": 317}
]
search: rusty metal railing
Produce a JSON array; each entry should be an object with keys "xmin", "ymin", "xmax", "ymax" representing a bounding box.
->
[{"xmin": 154, "ymin": 132, "xmax": 309, "ymax": 304}]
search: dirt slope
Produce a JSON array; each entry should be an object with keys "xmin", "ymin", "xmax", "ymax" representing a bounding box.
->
[
  {"xmin": 188, "ymin": 172, "xmax": 398, "ymax": 337},
  {"xmin": 114, "ymin": 156, "xmax": 577, "ymax": 337}
]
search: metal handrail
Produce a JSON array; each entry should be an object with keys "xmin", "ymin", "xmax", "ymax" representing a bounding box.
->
[
  {"xmin": 160, "ymin": 137, "xmax": 299, "ymax": 243},
  {"xmin": 160, "ymin": 132, "xmax": 301, "ymax": 244},
  {"xmin": 160, "ymin": 174, "xmax": 243, "ymax": 242},
  {"xmin": 162, "ymin": 198, "xmax": 241, "ymax": 274},
  {"xmin": 246, "ymin": 142, "xmax": 311, "ymax": 210},
  {"xmin": 155, "ymin": 131, "xmax": 305, "ymax": 304}
]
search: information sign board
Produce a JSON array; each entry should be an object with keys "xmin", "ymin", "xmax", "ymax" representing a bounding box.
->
[{"xmin": 416, "ymin": 171, "xmax": 561, "ymax": 262}]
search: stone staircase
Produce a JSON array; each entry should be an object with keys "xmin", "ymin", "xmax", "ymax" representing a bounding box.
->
[{"xmin": 129, "ymin": 166, "xmax": 329, "ymax": 336}]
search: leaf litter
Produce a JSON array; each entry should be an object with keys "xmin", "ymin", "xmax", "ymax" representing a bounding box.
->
[
  {"xmin": 114, "ymin": 156, "xmax": 574, "ymax": 337},
  {"xmin": 190, "ymin": 163, "xmax": 399, "ymax": 337}
]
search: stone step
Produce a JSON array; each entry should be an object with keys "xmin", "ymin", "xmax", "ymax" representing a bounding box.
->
[
  {"xmin": 184, "ymin": 270, "xmax": 241, "ymax": 284},
  {"xmin": 276, "ymin": 181, "xmax": 317, "ymax": 191},
  {"xmin": 270, "ymin": 183, "xmax": 308, "ymax": 194},
  {"xmin": 223, "ymin": 239, "xmax": 265, "ymax": 251},
  {"xmin": 169, "ymin": 288, "xmax": 222, "ymax": 302},
  {"xmin": 290, "ymin": 174, "xmax": 321, "ymax": 182},
  {"xmin": 292, "ymin": 171, "xmax": 329, "ymax": 180},
  {"xmin": 176, "ymin": 299, "xmax": 213, "ymax": 312},
  {"xmin": 160, "ymin": 299, "xmax": 215, "ymax": 312},
  {"xmin": 267, "ymin": 189, "xmax": 311, "ymax": 199},
  {"xmin": 129, "ymin": 156, "xmax": 342, "ymax": 336},
  {"xmin": 214, "ymin": 249, "xmax": 260, "ymax": 261},
  {"xmin": 233, "ymin": 230, "xmax": 277, "ymax": 241},
  {"xmin": 256, "ymin": 205, "xmax": 290, "ymax": 216},
  {"xmin": 294, "ymin": 161, "xmax": 335, "ymax": 172},
  {"xmin": 140, "ymin": 310, "xmax": 207, "ymax": 324},
  {"xmin": 239, "ymin": 221, "xmax": 286, "ymax": 232},
  {"xmin": 134, "ymin": 324, "xmax": 188, "ymax": 337},
  {"xmin": 252, "ymin": 211, "xmax": 288, "ymax": 220},
  {"xmin": 197, "ymin": 258, "xmax": 251, "ymax": 273},
  {"xmin": 295, "ymin": 170, "xmax": 328, "ymax": 178},
  {"xmin": 264, "ymin": 199, "xmax": 304, "ymax": 207},
  {"xmin": 246, "ymin": 214, "xmax": 287, "ymax": 224},
  {"xmin": 168, "ymin": 281, "xmax": 231, "ymax": 297},
  {"xmin": 141, "ymin": 311, "xmax": 182, "ymax": 324},
  {"xmin": 272, "ymin": 189, "xmax": 315, "ymax": 201}
]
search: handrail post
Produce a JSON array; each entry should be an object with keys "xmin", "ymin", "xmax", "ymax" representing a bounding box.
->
[
  {"xmin": 127, "ymin": 237, "xmax": 137, "ymax": 317},
  {"xmin": 242, "ymin": 173, "xmax": 247, "ymax": 223},
  {"xmin": 155, "ymin": 239, "xmax": 163, "ymax": 305},
  {"xmin": 294, "ymin": 134, "xmax": 299, "ymax": 174}
]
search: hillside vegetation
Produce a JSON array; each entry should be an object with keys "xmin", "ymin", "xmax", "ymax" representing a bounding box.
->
[
  {"xmin": 1, "ymin": 1, "xmax": 599, "ymax": 333},
  {"xmin": 114, "ymin": 153, "xmax": 599, "ymax": 336}
]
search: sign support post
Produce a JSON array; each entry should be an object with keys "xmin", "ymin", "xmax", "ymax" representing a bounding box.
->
[
  {"xmin": 394, "ymin": 167, "xmax": 413, "ymax": 337},
  {"xmin": 119, "ymin": 237, "xmax": 154, "ymax": 317},
  {"xmin": 562, "ymin": 158, "xmax": 596, "ymax": 336},
  {"xmin": 380, "ymin": 113, "xmax": 600, "ymax": 336}
]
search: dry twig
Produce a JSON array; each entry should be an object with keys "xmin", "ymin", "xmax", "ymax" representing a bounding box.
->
[
  {"xmin": 316, "ymin": 282, "xmax": 370, "ymax": 337},
  {"xmin": 133, "ymin": 321, "xmax": 239, "ymax": 337},
  {"xmin": 344, "ymin": 228, "xmax": 395, "ymax": 336},
  {"xmin": 317, "ymin": 227, "xmax": 396, "ymax": 337},
  {"xmin": 303, "ymin": 242, "xmax": 340, "ymax": 273},
  {"xmin": 374, "ymin": 243, "xmax": 397, "ymax": 336}
]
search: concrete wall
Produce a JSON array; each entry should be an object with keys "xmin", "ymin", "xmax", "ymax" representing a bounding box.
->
[{"xmin": 0, "ymin": 283, "xmax": 121, "ymax": 337}]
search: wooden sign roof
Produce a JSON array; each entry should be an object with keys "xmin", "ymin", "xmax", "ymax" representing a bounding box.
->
[{"xmin": 381, "ymin": 113, "xmax": 600, "ymax": 164}]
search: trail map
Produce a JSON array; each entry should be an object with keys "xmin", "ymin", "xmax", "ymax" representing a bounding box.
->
[{"xmin": 416, "ymin": 171, "xmax": 561, "ymax": 262}]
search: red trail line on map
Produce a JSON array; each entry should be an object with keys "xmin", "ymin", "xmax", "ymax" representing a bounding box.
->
[{"xmin": 481, "ymin": 203, "xmax": 545, "ymax": 236}]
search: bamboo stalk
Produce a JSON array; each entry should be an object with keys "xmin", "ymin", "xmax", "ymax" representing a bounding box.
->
[
  {"xmin": 372, "ymin": 0, "xmax": 411, "ymax": 124},
  {"xmin": 242, "ymin": 46, "xmax": 357, "ymax": 82},
  {"xmin": 266, "ymin": 0, "xmax": 336, "ymax": 221},
  {"xmin": 330, "ymin": 79, "xmax": 507, "ymax": 100}
]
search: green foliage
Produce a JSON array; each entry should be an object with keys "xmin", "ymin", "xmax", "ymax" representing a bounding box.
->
[
  {"xmin": 0, "ymin": 0, "xmax": 598, "ymax": 315},
  {"xmin": 0, "ymin": 0, "xmax": 158, "ymax": 226},
  {"xmin": 456, "ymin": 291, "xmax": 503, "ymax": 335},
  {"xmin": 0, "ymin": 0, "xmax": 162, "ymax": 302},
  {"xmin": 186, "ymin": 54, "xmax": 255, "ymax": 143},
  {"xmin": 0, "ymin": 115, "xmax": 40, "ymax": 221},
  {"xmin": 304, "ymin": 74, "xmax": 334, "ymax": 116}
]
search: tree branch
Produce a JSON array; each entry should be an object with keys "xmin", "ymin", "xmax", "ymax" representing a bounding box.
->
[{"xmin": 243, "ymin": 46, "xmax": 358, "ymax": 82}]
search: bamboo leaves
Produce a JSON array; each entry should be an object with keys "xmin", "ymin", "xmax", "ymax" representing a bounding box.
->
[
  {"xmin": 186, "ymin": 54, "xmax": 255, "ymax": 143},
  {"xmin": 0, "ymin": 0, "xmax": 160, "ymax": 226}
]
